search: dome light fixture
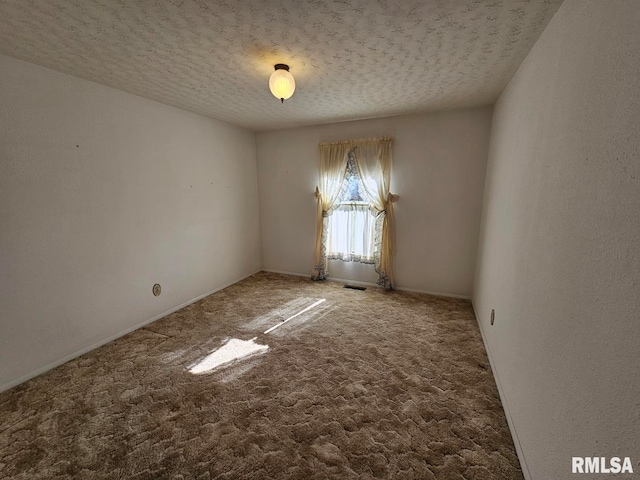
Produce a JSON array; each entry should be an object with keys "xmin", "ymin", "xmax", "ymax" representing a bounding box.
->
[{"xmin": 269, "ymin": 64, "xmax": 295, "ymax": 103}]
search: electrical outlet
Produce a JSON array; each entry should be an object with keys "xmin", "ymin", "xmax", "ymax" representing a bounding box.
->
[{"xmin": 490, "ymin": 309, "xmax": 495, "ymax": 325}]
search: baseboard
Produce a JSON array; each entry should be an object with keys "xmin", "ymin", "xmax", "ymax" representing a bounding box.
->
[
  {"xmin": 0, "ymin": 269, "xmax": 261, "ymax": 394},
  {"xmin": 471, "ymin": 300, "xmax": 531, "ymax": 480},
  {"xmin": 261, "ymin": 269, "xmax": 380, "ymax": 290},
  {"xmin": 262, "ymin": 268, "xmax": 311, "ymax": 279},
  {"xmin": 261, "ymin": 269, "xmax": 471, "ymax": 300},
  {"xmin": 326, "ymin": 276, "xmax": 380, "ymax": 289},
  {"xmin": 395, "ymin": 285, "xmax": 471, "ymax": 300}
]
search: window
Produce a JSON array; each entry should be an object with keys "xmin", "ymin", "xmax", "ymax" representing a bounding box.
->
[
  {"xmin": 312, "ymin": 137, "xmax": 395, "ymax": 289},
  {"xmin": 326, "ymin": 152, "xmax": 376, "ymax": 264}
]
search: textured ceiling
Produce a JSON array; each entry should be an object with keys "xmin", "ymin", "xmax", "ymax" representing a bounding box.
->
[{"xmin": 0, "ymin": 0, "xmax": 563, "ymax": 131}]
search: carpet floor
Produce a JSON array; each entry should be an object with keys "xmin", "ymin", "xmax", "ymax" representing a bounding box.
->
[{"xmin": 0, "ymin": 272, "xmax": 523, "ymax": 479}]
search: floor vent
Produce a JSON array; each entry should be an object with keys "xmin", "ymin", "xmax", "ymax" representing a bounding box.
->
[{"xmin": 344, "ymin": 284, "xmax": 366, "ymax": 291}]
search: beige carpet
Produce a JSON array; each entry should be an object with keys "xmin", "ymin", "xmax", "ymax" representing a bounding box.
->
[{"xmin": 0, "ymin": 272, "xmax": 523, "ymax": 479}]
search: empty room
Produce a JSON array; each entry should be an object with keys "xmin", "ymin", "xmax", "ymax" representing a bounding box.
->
[{"xmin": 1, "ymin": 0, "xmax": 638, "ymax": 479}]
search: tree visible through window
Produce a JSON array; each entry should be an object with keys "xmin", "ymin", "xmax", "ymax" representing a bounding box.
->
[{"xmin": 326, "ymin": 151, "xmax": 376, "ymax": 263}]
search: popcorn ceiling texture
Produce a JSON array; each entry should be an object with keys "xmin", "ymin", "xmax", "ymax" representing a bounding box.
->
[
  {"xmin": 0, "ymin": 0, "xmax": 562, "ymax": 131},
  {"xmin": 0, "ymin": 272, "xmax": 522, "ymax": 479}
]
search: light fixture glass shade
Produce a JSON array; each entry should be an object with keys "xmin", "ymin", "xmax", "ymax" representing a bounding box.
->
[{"xmin": 269, "ymin": 66, "xmax": 295, "ymax": 102}]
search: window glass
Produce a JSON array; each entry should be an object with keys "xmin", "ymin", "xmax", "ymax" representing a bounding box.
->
[{"xmin": 338, "ymin": 153, "xmax": 369, "ymax": 203}]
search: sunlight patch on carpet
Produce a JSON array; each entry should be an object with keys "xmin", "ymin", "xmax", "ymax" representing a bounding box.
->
[
  {"xmin": 189, "ymin": 299, "xmax": 327, "ymax": 376},
  {"xmin": 263, "ymin": 299, "xmax": 326, "ymax": 334},
  {"xmin": 189, "ymin": 337, "xmax": 269, "ymax": 374},
  {"xmin": 241, "ymin": 297, "xmax": 327, "ymax": 331}
]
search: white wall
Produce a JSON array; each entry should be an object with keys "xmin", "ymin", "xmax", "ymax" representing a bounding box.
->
[
  {"xmin": 256, "ymin": 108, "xmax": 492, "ymax": 297},
  {"xmin": 0, "ymin": 54, "xmax": 261, "ymax": 391},
  {"xmin": 473, "ymin": 1, "xmax": 640, "ymax": 478}
]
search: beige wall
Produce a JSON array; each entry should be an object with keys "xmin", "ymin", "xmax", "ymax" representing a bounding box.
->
[
  {"xmin": 473, "ymin": 1, "xmax": 640, "ymax": 478},
  {"xmin": 256, "ymin": 108, "xmax": 492, "ymax": 297},
  {"xmin": 0, "ymin": 55, "xmax": 262, "ymax": 391}
]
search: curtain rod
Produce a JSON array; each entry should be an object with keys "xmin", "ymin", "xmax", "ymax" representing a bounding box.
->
[{"xmin": 318, "ymin": 136, "xmax": 393, "ymax": 147}]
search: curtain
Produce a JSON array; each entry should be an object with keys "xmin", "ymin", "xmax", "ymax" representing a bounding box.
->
[
  {"xmin": 311, "ymin": 142, "xmax": 350, "ymax": 280},
  {"xmin": 312, "ymin": 137, "xmax": 397, "ymax": 289},
  {"xmin": 352, "ymin": 137, "xmax": 397, "ymax": 289},
  {"xmin": 326, "ymin": 203, "xmax": 376, "ymax": 263}
]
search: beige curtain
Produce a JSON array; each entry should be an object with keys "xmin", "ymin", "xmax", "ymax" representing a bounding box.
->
[
  {"xmin": 312, "ymin": 137, "xmax": 397, "ymax": 289},
  {"xmin": 311, "ymin": 142, "xmax": 350, "ymax": 280},
  {"xmin": 352, "ymin": 137, "xmax": 397, "ymax": 289}
]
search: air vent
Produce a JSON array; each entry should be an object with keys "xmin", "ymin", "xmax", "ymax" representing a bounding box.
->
[{"xmin": 344, "ymin": 285, "xmax": 366, "ymax": 291}]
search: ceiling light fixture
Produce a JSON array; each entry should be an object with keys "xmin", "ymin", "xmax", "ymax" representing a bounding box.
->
[{"xmin": 269, "ymin": 64, "xmax": 295, "ymax": 103}]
